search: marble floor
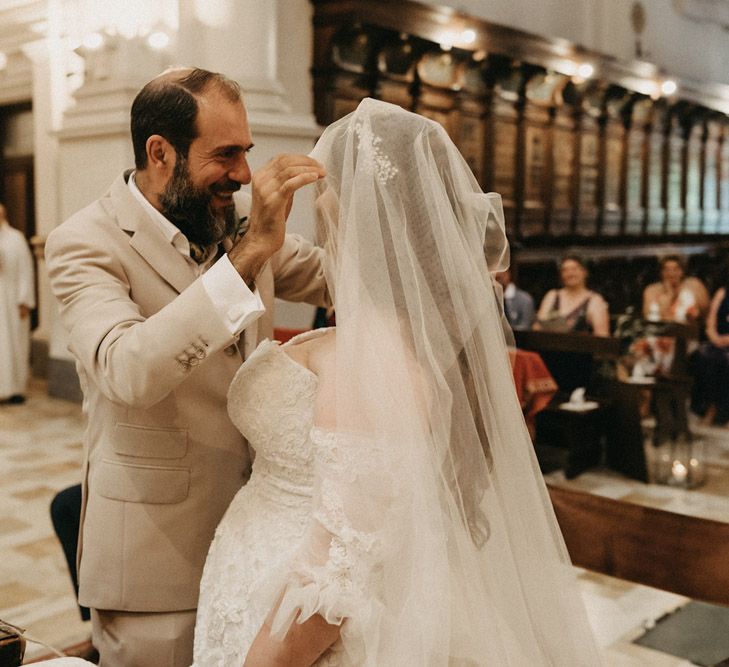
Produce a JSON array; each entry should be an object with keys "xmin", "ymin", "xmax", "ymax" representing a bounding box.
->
[
  {"xmin": 0, "ymin": 379, "xmax": 89, "ymax": 662},
  {"xmin": 1, "ymin": 380, "xmax": 728, "ymax": 664}
]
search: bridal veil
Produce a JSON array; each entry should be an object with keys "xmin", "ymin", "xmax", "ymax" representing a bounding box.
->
[{"xmin": 270, "ymin": 98, "xmax": 601, "ymax": 665}]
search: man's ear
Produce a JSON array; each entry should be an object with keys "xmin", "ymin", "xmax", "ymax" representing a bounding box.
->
[{"xmin": 146, "ymin": 135, "xmax": 173, "ymax": 171}]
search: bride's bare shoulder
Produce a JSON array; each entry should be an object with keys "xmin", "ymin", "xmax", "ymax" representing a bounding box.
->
[{"xmin": 307, "ymin": 328, "xmax": 336, "ymax": 375}]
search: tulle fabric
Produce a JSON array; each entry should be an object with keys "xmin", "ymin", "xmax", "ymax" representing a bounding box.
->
[{"xmin": 269, "ymin": 98, "xmax": 601, "ymax": 665}]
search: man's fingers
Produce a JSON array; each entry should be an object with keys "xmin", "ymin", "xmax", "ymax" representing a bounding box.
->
[
  {"xmin": 253, "ymin": 165, "xmax": 325, "ymax": 193},
  {"xmin": 255, "ymin": 154, "xmax": 326, "ymax": 183},
  {"xmin": 279, "ymin": 171, "xmax": 323, "ymax": 197}
]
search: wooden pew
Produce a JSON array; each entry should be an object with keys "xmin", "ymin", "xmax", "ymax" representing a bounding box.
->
[{"xmin": 549, "ymin": 484, "xmax": 729, "ymax": 606}]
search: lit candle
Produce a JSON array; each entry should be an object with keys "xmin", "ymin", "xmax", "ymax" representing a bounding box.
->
[{"xmin": 671, "ymin": 460, "xmax": 688, "ymax": 483}]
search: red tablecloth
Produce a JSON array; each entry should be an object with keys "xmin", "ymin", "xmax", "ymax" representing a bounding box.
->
[{"xmin": 509, "ymin": 348, "xmax": 558, "ymax": 438}]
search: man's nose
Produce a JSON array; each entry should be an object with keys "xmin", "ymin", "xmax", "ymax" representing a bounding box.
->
[{"xmin": 229, "ymin": 155, "xmax": 252, "ymax": 185}]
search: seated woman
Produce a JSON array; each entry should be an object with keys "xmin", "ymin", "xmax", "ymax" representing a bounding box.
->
[
  {"xmin": 534, "ymin": 255, "xmax": 610, "ymax": 336},
  {"xmin": 691, "ymin": 280, "xmax": 729, "ymax": 426},
  {"xmin": 642, "ymin": 254, "xmax": 709, "ymax": 323}
]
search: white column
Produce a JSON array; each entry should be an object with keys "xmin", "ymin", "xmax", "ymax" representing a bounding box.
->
[
  {"xmin": 48, "ymin": 7, "xmax": 175, "ymax": 366},
  {"xmin": 177, "ymin": 0, "xmax": 288, "ymax": 112}
]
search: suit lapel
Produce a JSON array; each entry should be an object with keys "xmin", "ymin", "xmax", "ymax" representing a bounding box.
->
[{"xmin": 111, "ymin": 173, "xmax": 195, "ymax": 294}]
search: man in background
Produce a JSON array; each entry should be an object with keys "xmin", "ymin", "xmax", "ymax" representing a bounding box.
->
[
  {"xmin": 0, "ymin": 202, "xmax": 35, "ymax": 404},
  {"xmin": 495, "ymin": 266, "xmax": 535, "ymax": 331}
]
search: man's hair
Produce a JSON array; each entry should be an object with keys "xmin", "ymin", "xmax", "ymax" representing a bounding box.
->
[{"xmin": 130, "ymin": 68, "xmax": 241, "ymax": 170}]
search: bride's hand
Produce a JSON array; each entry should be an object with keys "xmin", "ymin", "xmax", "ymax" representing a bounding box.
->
[{"xmin": 242, "ymin": 609, "xmax": 339, "ymax": 667}]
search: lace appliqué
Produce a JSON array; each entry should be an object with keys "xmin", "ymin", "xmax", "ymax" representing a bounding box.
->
[{"xmin": 353, "ymin": 120, "xmax": 398, "ymax": 184}]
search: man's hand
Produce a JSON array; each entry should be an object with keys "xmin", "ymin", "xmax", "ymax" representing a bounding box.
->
[
  {"xmin": 229, "ymin": 154, "xmax": 325, "ymax": 287},
  {"xmin": 18, "ymin": 305, "xmax": 30, "ymax": 320}
]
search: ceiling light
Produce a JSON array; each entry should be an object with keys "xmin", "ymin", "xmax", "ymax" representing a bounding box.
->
[
  {"xmin": 577, "ymin": 63, "xmax": 594, "ymax": 79},
  {"xmin": 147, "ymin": 31, "xmax": 170, "ymax": 50},
  {"xmin": 82, "ymin": 32, "xmax": 105, "ymax": 50},
  {"xmin": 461, "ymin": 28, "xmax": 476, "ymax": 44},
  {"xmin": 661, "ymin": 79, "xmax": 677, "ymax": 96}
]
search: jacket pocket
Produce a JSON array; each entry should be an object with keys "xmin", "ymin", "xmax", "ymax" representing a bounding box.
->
[
  {"xmin": 96, "ymin": 459, "xmax": 190, "ymax": 504},
  {"xmin": 113, "ymin": 423, "xmax": 188, "ymax": 459}
]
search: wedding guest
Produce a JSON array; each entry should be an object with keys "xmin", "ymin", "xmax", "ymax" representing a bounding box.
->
[
  {"xmin": 642, "ymin": 254, "xmax": 709, "ymax": 323},
  {"xmin": 534, "ymin": 255, "xmax": 609, "ymax": 336},
  {"xmin": 639, "ymin": 255, "xmax": 708, "ymax": 444},
  {"xmin": 691, "ymin": 279, "xmax": 729, "ymax": 426},
  {"xmin": 0, "ymin": 203, "xmax": 35, "ymax": 404},
  {"xmin": 46, "ymin": 67, "xmax": 329, "ymax": 667},
  {"xmin": 494, "ymin": 266, "xmax": 535, "ymax": 330}
]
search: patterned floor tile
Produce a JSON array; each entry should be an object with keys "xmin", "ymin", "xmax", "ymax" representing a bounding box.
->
[{"xmin": 3, "ymin": 379, "xmax": 728, "ymax": 663}]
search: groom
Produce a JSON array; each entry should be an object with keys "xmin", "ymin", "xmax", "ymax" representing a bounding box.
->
[{"xmin": 46, "ymin": 68, "xmax": 328, "ymax": 666}]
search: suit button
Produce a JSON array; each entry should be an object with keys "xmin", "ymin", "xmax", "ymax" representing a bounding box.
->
[{"xmin": 224, "ymin": 345, "xmax": 237, "ymax": 356}]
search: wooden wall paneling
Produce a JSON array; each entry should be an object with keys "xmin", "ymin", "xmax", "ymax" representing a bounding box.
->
[
  {"xmin": 624, "ymin": 96, "xmax": 652, "ymax": 236},
  {"xmin": 456, "ymin": 57, "xmax": 489, "ymax": 186},
  {"xmin": 646, "ymin": 102, "xmax": 668, "ymax": 235},
  {"xmin": 311, "ymin": 0, "xmax": 729, "ymax": 249},
  {"xmin": 665, "ymin": 105, "xmax": 686, "ymax": 234},
  {"xmin": 550, "ymin": 81, "xmax": 578, "ymax": 237},
  {"xmin": 311, "ymin": 14, "xmax": 341, "ymax": 126},
  {"xmin": 375, "ymin": 33, "xmax": 419, "ymax": 111},
  {"xmin": 718, "ymin": 120, "xmax": 729, "ymax": 233},
  {"xmin": 485, "ymin": 60, "xmax": 522, "ymax": 237},
  {"xmin": 601, "ymin": 88, "xmax": 630, "ymax": 236},
  {"xmin": 702, "ymin": 117, "xmax": 722, "ymax": 234},
  {"xmin": 414, "ymin": 49, "xmax": 463, "ymax": 140},
  {"xmin": 684, "ymin": 108, "xmax": 704, "ymax": 234},
  {"xmin": 323, "ymin": 24, "xmax": 379, "ymax": 123},
  {"xmin": 520, "ymin": 70, "xmax": 561, "ymax": 238},
  {"xmin": 574, "ymin": 83, "xmax": 603, "ymax": 237}
]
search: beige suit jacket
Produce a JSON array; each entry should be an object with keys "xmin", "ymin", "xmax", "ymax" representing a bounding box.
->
[{"xmin": 46, "ymin": 172, "xmax": 328, "ymax": 612}]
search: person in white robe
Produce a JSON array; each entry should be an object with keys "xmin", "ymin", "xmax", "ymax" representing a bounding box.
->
[{"xmin": 0, "ymin": 203, "xmax": 35, "ymax": 403}]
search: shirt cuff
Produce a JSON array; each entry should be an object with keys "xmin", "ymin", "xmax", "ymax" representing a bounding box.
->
[{"xmin": 202, "ymin": 255, "xmax": 265, "ymax": 336}]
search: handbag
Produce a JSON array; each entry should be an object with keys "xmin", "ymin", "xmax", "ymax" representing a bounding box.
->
[{"xmin": 0, "ymin": 622, "xmax": 25, "ymax": 667}]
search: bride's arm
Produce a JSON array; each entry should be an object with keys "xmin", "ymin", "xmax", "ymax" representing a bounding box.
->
[
  {"xmin": 243, "ymin": 607, "xmax": 339, "ymax": 667},
  {"xmin": 244, "ymin": 335, "xmax": 343, "ymax": 666}
]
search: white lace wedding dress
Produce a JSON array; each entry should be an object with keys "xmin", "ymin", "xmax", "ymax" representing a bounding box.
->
[{"xmin": 193, "ymin": 330, "xmax": 347, "ymax": 666}]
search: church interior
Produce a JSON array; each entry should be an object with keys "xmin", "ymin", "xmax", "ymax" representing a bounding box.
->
[{"xmin": 2, "ymin": 0, "xmax": 729, "ymax": 664}]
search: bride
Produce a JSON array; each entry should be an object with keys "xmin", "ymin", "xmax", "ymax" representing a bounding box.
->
[{"xmin": 192, "ymin": 98, "xmax": 601, "ymax": 666}]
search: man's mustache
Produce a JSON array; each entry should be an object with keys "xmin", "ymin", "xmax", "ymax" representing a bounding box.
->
[{"xmin": 210, "ymin": 180, "xmax": 241, "ymax": 195}]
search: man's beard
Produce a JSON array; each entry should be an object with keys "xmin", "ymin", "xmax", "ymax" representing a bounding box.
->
[{"xmin": 159, "ymin": 154, "xmax": 239, "ymax": 249}]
